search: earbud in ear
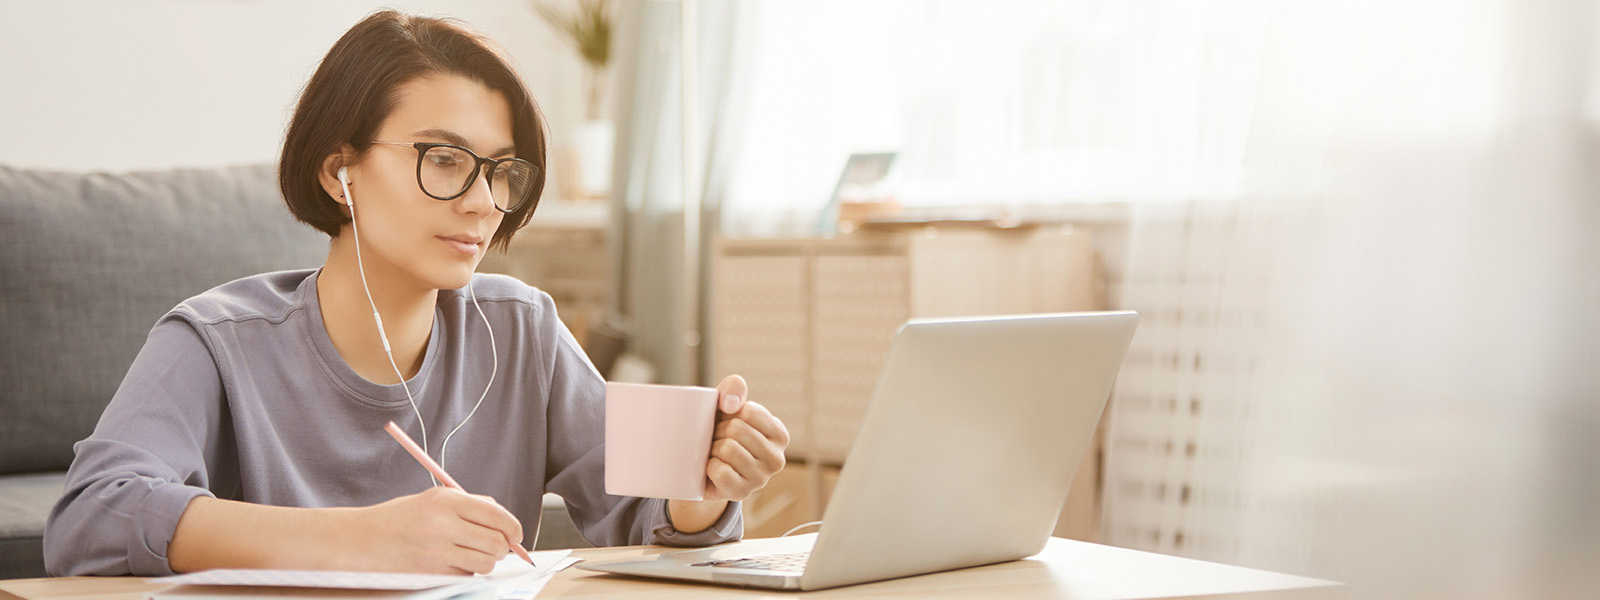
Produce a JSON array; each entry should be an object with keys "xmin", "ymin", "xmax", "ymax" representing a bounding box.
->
[{"xmin": 336, "ymin": 167, "xmax": 354, "ymax": 207}]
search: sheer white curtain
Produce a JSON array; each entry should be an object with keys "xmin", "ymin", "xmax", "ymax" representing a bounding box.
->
[
  {"xmin": 1100, "ymin": 0, "xmax": 1600, "ymax": 598},
  {"xmin": 608, "ymin": 0, "xmax": 757, "ymax": 384},
  {"xmin": 718, "ymin": 0, "xmax": 1299, "ymax": 230},
  {"xmin": 722, "ymin": 0, "xmax": 1111, "ymax": 235}
]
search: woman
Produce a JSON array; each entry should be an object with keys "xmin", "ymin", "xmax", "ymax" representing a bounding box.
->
[{"xmin": 43, "ymin": 10, "xmax": 787, "ymax": 577}]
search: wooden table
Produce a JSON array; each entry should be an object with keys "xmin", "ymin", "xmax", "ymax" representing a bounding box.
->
[{"xmin": 0, "ymin": 537, "xmax": 1341, "ymax": 599}]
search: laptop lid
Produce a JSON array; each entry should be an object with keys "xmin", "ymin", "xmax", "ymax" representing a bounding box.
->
[{"xmin": 798, "ymin": 311, "xmax": 1138, "ymax": 590}]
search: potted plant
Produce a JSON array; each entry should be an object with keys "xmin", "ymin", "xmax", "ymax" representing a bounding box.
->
[{"xmin": 533, "ymin": 0, "xmax": 613, "ymax": 199}]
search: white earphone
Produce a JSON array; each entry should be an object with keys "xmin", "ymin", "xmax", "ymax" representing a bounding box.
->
[
  {"xmin": 337, "ymin": 166, "xmax": 498, "ymax": 480},
  {"xmin": 337, "ymin": 167, "xmax": 351, "ymax": 200}
]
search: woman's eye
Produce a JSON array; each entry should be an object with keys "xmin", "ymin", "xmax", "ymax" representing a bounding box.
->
[{"xmin": 426, "ymin": 150, "xmax": 466, "ymax": 167}]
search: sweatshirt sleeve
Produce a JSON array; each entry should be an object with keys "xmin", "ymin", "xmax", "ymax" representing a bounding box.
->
[
  {"xmin": 540, "ymin": 309, "xmax": 742, "ymax": 548},
  {"xmin": 43, "ymin": 314, "xmax": 228, "ymax": 576}
]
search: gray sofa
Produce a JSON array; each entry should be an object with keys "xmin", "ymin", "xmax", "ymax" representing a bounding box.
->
[{"xmin": 0, "ymin": 164, "xmax": 586, "ymax": 579}]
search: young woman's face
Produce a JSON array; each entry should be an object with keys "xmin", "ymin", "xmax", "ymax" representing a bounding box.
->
[{"xmin": 344, "ymin": 74, "xmax": 515, "ymax": 291}]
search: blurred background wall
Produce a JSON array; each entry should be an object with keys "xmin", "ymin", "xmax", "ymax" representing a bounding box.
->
[{"xmin": 0, "ymin": 0, "xmax": 589, "ymax": 181}]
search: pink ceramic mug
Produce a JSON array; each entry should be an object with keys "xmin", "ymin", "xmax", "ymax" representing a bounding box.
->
[{"xmin": 604, "ymin": 382, "xmax": 719, "ymax": 500}]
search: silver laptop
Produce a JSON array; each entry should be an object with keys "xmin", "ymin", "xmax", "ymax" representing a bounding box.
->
[{"xmin": 580, "ymin": 311, "xmax": 1139, "ymax": 591}]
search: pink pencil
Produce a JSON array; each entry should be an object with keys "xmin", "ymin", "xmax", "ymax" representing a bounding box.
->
[{"xmin": 384, "ymin": 421, "xmax": 535, "ymax": 566}]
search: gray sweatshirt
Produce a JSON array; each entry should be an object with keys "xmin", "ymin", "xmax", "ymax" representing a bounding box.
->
[{"xmin": 43, "ymin": 269, "xmax": 740, "ymax": 576}]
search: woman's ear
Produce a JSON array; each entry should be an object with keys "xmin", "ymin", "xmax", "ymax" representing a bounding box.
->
[{"xmin": 318, "ymin": 146, "xmax": 356, "ymax": 206}]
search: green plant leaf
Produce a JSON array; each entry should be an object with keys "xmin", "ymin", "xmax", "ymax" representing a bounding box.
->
[{"xmin": 532, "ymin": 0, "xmax": 611, "ymax": 68}]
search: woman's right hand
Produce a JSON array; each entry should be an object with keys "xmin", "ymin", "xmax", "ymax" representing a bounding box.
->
[{"xmin": 337, "ymin": 486, "xmax": 526, "ymax": 574}]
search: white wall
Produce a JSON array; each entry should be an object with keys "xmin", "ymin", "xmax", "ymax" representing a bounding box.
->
[{"xmin": 0, "ymin": 0, "xmax": 588, "ymax": 178}]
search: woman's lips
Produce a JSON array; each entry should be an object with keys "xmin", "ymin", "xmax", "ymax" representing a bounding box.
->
[{"xmin": 438, "ymin": 236, "xmax": 482, "ymax": 256}]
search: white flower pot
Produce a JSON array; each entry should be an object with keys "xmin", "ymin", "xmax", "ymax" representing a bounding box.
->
[{"xmin": 573, "ymin": 120, "xmax": 614, "ymax": 198}]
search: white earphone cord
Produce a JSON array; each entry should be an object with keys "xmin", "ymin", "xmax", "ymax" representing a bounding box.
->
[
  {"xmin": 340, "ymin": 172, "xmax": 497, "ymax": 484},
  {"xmin": 440, "ymin": 281, "xmax": 496, "ymax": 466},
  {"xmin": 783, "ymin": 521, "xmax": 823, "ymax": 537}
]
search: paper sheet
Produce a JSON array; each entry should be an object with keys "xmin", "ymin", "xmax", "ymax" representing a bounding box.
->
[
  {"xmin": 150, "ymin": 550, "xmax": 580, "ymax": 600},
  {"xmin": 490, "ymin": 556, "xmax": 582, "ymax": 600},
  {"xmin": 151, "ymin": 569, "xmax": 471, "ymax": 591},
  {"xmin": 482, "ymin": 550, "xmax": 576, "ymax": 584}
]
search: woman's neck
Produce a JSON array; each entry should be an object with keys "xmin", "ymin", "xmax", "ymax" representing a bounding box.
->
[{"xmin": 318, "ymin": 237, "xmax": 438, "ymax": 385}]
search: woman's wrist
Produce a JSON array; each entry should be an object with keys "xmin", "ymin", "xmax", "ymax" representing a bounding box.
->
[
  {"xmin": 666, "ymin": 499, "xmax": 730, "ymax": 534},
  {"xmin": 300, "ymin": 506, "xmax": 366, "ymax": 570}
]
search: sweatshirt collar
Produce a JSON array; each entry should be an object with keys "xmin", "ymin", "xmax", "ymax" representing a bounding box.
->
[{"xmin": 298, "ymin": 267, "xmax": 444, "ymax": 410}]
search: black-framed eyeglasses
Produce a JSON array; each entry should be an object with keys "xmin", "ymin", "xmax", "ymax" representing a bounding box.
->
[{"xmin": 370, "ymin": 141, "xmax": 538, "ymax": 213}]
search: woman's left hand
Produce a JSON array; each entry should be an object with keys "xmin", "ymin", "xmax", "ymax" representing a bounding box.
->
[{"xmin": 702, "ymin": 374, "xmax": 789, "ymax": 502}]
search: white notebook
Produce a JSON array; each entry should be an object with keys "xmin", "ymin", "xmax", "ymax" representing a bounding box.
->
[{"xmin": 148, "ymin": 551, "xmax": 579, "ymax": 600}]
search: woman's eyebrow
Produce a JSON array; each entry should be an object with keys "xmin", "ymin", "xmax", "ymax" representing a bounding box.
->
[{"xmin": 409, "ymin": 128, "xmax": 517, "ymax": 157}]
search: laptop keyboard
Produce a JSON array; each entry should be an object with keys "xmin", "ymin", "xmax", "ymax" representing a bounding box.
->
[{"xmin": 691, "ymin": 551, "xmax": 810, "ymax": 572}]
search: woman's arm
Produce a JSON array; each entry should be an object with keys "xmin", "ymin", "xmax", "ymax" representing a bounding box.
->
[
  {"xmin": 169, "ymin": 487, "xmax": 524, "ymax": 575},
  {"xmin": 44, "ymin": 317, "xmax": 231, "ymax": 576},
  {"xmin": 43, "ymin": 314, "xmax": 524, "ymax": 576},
  {"xmin": 169, "ymin": 497, "xmax": 342, "ymax": 572}
]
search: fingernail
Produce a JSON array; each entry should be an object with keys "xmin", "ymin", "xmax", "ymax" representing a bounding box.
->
[{"xmin": 723, "ymin": 394, "xmax": 743, "ymax": 413}]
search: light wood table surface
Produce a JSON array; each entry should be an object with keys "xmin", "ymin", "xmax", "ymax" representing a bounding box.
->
[{"xmin": 0, "ymin": 537, "xmax": 1341, "ymax": 600}]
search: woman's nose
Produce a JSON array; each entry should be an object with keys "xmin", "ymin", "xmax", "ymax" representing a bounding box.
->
[{"xmin": 458, "ymin": 166, "xmax": 497, "ymax": 214}]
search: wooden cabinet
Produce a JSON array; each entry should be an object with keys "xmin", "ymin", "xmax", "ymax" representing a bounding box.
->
[
  {"xmin": 710, "ymin": 224, "xmax": 1107, "ymax": 540},
  {"xmin": 479, "ymin": 225, "xmax": 609, "ymax": 346}
]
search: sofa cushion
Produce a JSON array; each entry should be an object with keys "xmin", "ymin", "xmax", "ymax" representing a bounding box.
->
[
  {"xmin": 538, "ymin": 494, "xmax": 594, "ymax": 551},
  {"xmin": 0, "ymin": 164, "xmax": 329, "ymax": 474},
  {"xmin": 0, "ymin": 472, "xmax": 65, "ymax": 579}
]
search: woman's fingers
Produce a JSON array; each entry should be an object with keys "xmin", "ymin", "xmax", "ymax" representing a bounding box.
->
[
  {"xmin": 705, "ymin": 457, "xmax": 747, "ymax": 497},
  {"xmin": 711, "ymin": 436, "xmax": 762, "ymax": 475},
  {"xmin": 714, "ymin": 403, "xmax": 790, "ymax": 458},
  {"xmin": 703, "ymin": 375, "xmax": 791, "ymax": 501},
  {"xmin": 716, "ymin": 375, "xmax": 749, "ymax": 414},
  {"xmin": 444, "ymin": 542, "xmax": 502, "ymax": 575},
  {"xmin": 717, "ymin": 401, "xmax": 790, "ymax": 448},
  {"xmin": 715, "ymin": 417, "xmax": 784, "ymax": 472},
  {"xmin": 444, "ymin": 493, "xmax": 517, "ymax": 574},
  {"xmin": 364, "ymin": 488, "xmax": 527, "ymax": 574},
  {"xmin": 453, "ymin": 520, "xmax": 512, "ymax": 559},
  {"xmin": 452, "ymin": 492, "xmax": 525, "ymax": 548}
]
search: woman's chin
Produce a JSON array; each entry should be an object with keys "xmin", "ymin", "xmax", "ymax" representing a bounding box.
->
[{"xmin": 420, "ymin": 263, "xmax": 478, "ymax": 291}]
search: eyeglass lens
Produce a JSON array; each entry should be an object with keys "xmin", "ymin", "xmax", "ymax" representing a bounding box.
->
[{"xmin": 420, "ymin": 146, "xmax": 534, "ymax": 211}]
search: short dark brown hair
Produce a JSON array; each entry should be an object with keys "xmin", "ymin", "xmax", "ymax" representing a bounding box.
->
[{"xmin": 279, "ymin": 10, "xmax": 547, "ymax": 251}]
